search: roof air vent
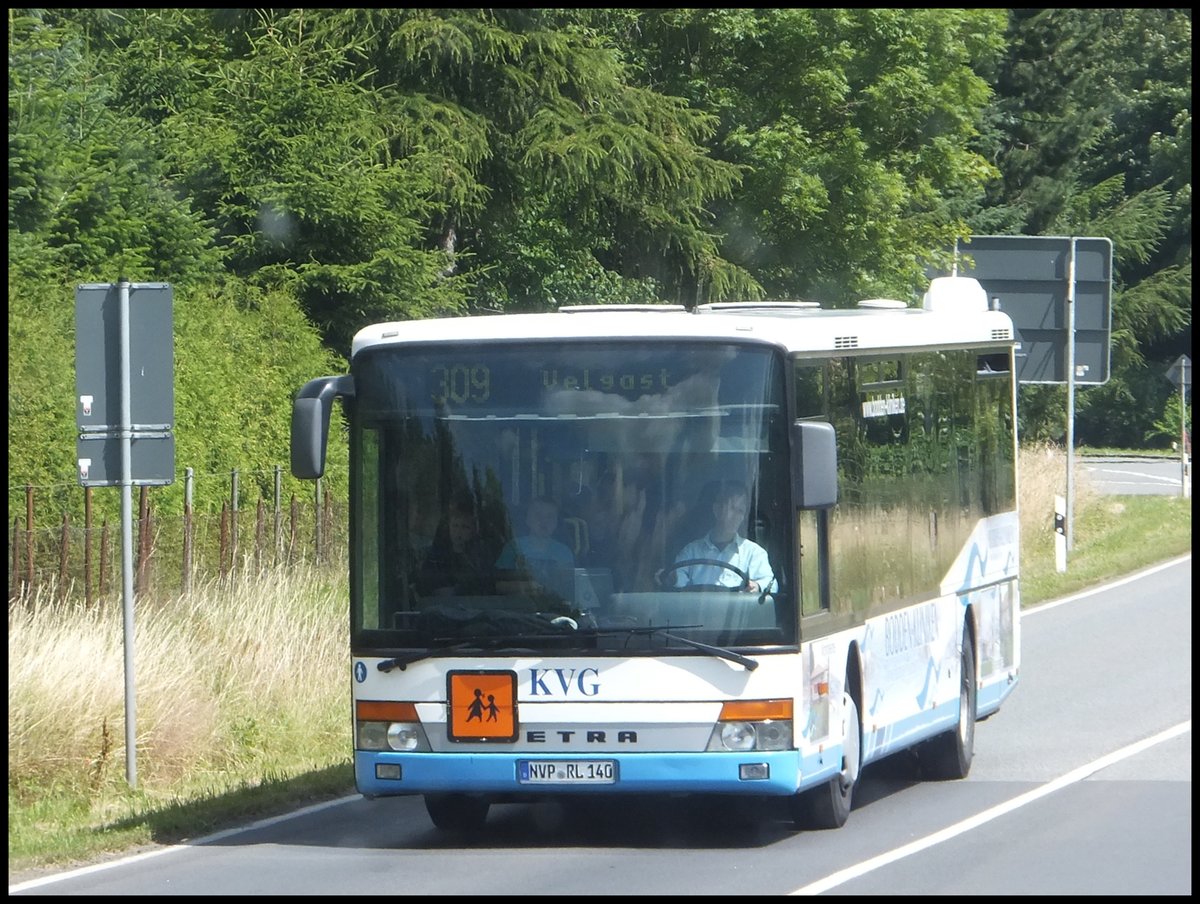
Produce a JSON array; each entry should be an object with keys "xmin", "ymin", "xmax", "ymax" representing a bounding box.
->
[{"xmin": 922, "ymin": 277, "xmax": 988, "ymax": 313}]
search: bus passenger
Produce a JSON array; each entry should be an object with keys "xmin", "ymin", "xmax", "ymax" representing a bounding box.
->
[
  {"xmin": 672, "ymin": 481, "xmax": 774, "ymax": 593},
  {"xmin": 417, "ymin": 501, "xmax": 494, "ymax": 597},
  {"xmin": 495, "ymin": 496, "xmax": 576, "ymax": 600}
]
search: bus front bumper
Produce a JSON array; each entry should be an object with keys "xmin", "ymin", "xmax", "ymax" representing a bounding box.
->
[{"xmin": 354, "ymin": 749, "xmax": 842, "ymax": 798}]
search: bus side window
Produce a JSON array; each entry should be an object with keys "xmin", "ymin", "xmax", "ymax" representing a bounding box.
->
[
  {"xmin": 798, "ymin": 508, "xmax": 830, "ymax": 617},
  {"xmin": 794, "ymin": 363, "xmax": 826, "ymax": 419}
]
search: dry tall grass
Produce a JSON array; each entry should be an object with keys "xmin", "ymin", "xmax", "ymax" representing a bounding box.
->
[
  {"xmin": 1017, "ymin": 441, "xmax": 1098, "ymax": 544},
  {"xmin": 8, "ymin": 562, "xmax": 347, "ymax": 806}
]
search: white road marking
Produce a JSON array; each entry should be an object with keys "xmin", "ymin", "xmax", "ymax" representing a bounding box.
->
[
  {"xmin": 8, "ymin": 795, "xmax": 360, "ymax": 893},
  {"xmin": 1083, "ymin": 465, "xmax": 1180, "ymax": 486},
  {"xmin": 790, "ymin": 554, "xmax": 1192, "ymax": 896},
  {"xmin": 1023, "ymin": 554, "xmax": 1190, "ymax": 616},
  {"xmin": 790, "ymin": 721, "xmax": 1192, "ymax": 895}
]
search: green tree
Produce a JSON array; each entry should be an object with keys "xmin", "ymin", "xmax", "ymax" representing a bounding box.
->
[
  {"xmin": 616, "ymin": 8, "xmax": 1008, "ymax": 304},
  {"xmin": 155, "ymin": 9, "xmax": 467, "ymax": 355},
  {"xmin": 302, "ymin": 8, "xmax": 756, "ymax": 311},
  {"xmin": 981, "ymin": 9, "xmax": 1192, "ymax": 446},
  {"xmin": 8, "ymin": 9, "xmax": 224, "ymax": 287}
]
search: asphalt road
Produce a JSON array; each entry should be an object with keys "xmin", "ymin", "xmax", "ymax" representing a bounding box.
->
[{"xmin": 1080, "ymin": 455, "xmax": 1190, "ymax": 496}]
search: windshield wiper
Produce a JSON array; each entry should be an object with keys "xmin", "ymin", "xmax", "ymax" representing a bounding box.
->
[
  {"xmin": 376, "ymin": 627, "xmax": 580, "ymax": 672},
  {"xmin": 375, "ymin": 626, "xmax": 758, "ymax": 673},
  {"xmin": 651, "ymin": 631, "xmax": 759, "ymax": 671},
  {"xmin": 592, "ymin": 625, "xmax": 759, "ymax": 671},
  {"xmin": 377, "ymin": 642, "xmax": 478, "ymax": 672}
]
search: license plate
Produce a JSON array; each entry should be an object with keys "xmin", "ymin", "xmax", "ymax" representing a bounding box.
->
[{"xmin": 518, "ymin": 760, "xmax": 617, "ymax": 784}]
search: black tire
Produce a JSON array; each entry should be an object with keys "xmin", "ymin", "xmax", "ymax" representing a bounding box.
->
[
  {"xmin": 793, "ymin": 692, "xmax": 860, "ymax": 830},
  {"xmin": 919, "ymin": 634, "xmax": 976, "ymax": 780},
  {"xmin": 424, "ymin": 793, "xmax": 490, "ymax": 832}
]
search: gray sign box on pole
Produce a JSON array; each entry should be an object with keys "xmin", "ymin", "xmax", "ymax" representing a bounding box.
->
[
  {"xmin": 75, "ymin": 282, "xmax": 175, "ymax": 486},
  {"xmin": 73, "ymin": 281, "xmax": 176, "ymax": 789},
  {"xmin": 933, "ymin": 236, "xmax": 1113, "ymax": 385},
  {"xmin": 75, "ymin": 282, "xmax": 174, "ymax": 428},
  {"xmin": 76, "ymin": 432, "xmax": 176, "ymax": 486},
  {"xmin": 1166, "ymin": 354, "xmax": 1191, "ymax": 391}
]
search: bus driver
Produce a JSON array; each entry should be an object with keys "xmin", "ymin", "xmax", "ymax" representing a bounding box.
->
[{"xmin": 672, "ymin": 481, "xmax": 774, "ymax": 594}]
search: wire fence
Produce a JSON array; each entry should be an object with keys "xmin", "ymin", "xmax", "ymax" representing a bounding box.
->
[{"xmin": 8, "ymin": 466, "xmax": 345, "ymax": 604}]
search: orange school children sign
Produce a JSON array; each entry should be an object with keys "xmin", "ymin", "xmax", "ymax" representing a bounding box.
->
[{"xmin": 447, "ymin": 671, "xmax": 518, "ymax": 741}]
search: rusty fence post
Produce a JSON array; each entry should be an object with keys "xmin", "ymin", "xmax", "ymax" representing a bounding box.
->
[
  {"xmin": 58, "ymin": 511, "xmax": 70, "ymax": 597},
  {"xmin": 25, "ymin": 484, "xmax": 34, "ymax": 597},
  {"xmin": 10, "ymin": 517, "xmax": 20, "ymax": 600},
  {"xmin": 229, "ymin": 469, "xmax": 239, "ymax": 579},
  {"xmin": 289, "ymin": 494, "xmax": 299, "ymax": 565},
  {"xmin": 99, "ymin": 518, "xmax": 110, "ymax": 597},
  {"xmin": 219, "ymin": 503, "xmax": 229, "ymax": 584},
  {"xmin": 182, "ymin": 468, "xmax": 194, "ymax": 595},
  {"xmin": 254, "ymin": 498, "xmax": 265, "ymax": 575},
  {"xmin": 273, "ymin": 465, "xmax": 282, "ymax": 568}
]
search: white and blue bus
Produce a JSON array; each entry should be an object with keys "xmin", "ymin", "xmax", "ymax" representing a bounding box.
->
[{"xmin": 291, "ymin": 275, "xmax": 1020, "ymax": 832}]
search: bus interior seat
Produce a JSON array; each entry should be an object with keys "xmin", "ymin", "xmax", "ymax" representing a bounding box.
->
[{"xmin": 560, "ymin": 515, "xmax": 590, "ymax": 559}]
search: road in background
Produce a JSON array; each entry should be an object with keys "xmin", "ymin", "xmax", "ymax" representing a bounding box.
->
[{"xmin": 1080, "ymin": 456, "xmax": 1188, "ymax": 496}]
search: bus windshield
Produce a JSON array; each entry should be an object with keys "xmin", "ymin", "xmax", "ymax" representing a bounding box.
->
[{"xmin": 351, "ymin": 341, "xmax": 792, "ymax": 654}]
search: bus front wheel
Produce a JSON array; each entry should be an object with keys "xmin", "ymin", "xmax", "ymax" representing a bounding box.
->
[
  {"xmin": 424, "ymin": 793, "xmax": 490, "ymax": 833},
  {"xmin": 919, "ymin": 635, "xmax": 976, "ymax": 780},
  {"xmin": 794, "ymin": 692, "xmax": 860, "ymax": 830}
]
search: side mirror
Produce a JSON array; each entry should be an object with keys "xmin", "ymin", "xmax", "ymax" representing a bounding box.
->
[
  {"xmin": 290, "ymin": 375, "xmax": 354, "ymax": 479},
  {"xmin": 792, "ymin": 421, "xmax": 838, "ymax": 509}
]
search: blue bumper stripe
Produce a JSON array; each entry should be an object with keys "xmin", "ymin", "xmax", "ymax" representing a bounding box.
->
[{"xmin": 356, "ymin": 749, "xmax": 826, "ymax": 797}]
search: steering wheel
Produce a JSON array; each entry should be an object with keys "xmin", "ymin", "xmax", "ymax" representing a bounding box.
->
[{"xmin": 656, "ymin": 558, "xmax": 751, "ymax": 592}]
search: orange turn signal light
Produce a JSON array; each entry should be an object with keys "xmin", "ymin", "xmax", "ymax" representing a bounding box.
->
[
  {"xmin": 356, "ymin": 700, "xmax": 419, "ymax": 722},
  {"xmin": 718, "ymin": 699, "xmax": 793, "ymax": 721}
]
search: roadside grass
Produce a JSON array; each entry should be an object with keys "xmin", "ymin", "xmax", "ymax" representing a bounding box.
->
[
  {"xmin": 7, "ymin": 445, "xmax": 1191, "ymax": 882},
  {"xmin": 1077, "ymin": 445, "xmax": 1181, "ymax": 459},
  {"xmin": 8, "ymin": 563, "xmax": 353, "ymax": 880},
  {"xmin": 1021, "ymin": 494, "xmax": 1191, "ymax": 603},
  {"xmin": 1018, "ymin": 443, "xmax": 1191, "ymax": 602}
]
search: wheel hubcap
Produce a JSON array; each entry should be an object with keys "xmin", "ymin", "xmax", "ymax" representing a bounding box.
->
[{"xmin": 840, "ymin": 695, "xmax": 861, "ymax": 789}]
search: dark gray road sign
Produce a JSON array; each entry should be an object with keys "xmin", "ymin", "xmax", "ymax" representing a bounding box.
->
[
  {"xmin": 76, "ymin": 432, "xmax": 176, "ymax": 486},
  {"xmin": 934, "ymin": 236, "xmax": 1113, "ymax": 385},
  {"xmin": 75, "ymin": 282, "xmax": 175, "ymax": 485},
  {"xmin": 1165, "ymin": 354, "xmax": 1191, "ymax": 388}
]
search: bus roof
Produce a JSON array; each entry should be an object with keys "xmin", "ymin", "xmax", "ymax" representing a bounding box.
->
[{"xmin": 351, "ymin": 277, "xmax": 1015, "ymax": 360}]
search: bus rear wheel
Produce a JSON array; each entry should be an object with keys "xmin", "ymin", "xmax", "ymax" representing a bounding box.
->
[
  {"xmin": 919, "ymin": 636, "xmax": 976, "ymax": 780},
  {"xmin": 424, "ymin": 793, "xmax": 490, "ymax": 832},
  {"xmin": 793, "ymin": 692, "xmax": 860, "ymax": 830}
]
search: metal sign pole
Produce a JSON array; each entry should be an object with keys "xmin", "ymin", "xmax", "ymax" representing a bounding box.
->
[
  {"xmin": 75, "ymin": 280, "xmax": 175, "ymax": 789},
  {"xmin": 1164, "ymin": 354, "xmax": 1191, "ymax": 498},
  {"xmin": 1065, "ymin": 239, "xmax": 1077, "ymax": 553},
  {"xmin": 1183, "ymin": 358, "xmax": 1190, "ymax": 499},
  {"xmin": 118, "ymin": 278, "xmax": 138, "ymax": 788}
]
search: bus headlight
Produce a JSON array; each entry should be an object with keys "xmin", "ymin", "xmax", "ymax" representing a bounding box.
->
[
  {"xmin": 355, "ymin": 701, "xmax": 432, "ymax": 752},
  {"xmin": 720, "ymin": 721, "xmax": 757, "ymax": 751},
  {"xmin": 356, "ymin": 720, "xmax": 432, "ymax": 752},
  {"xmin": 706, "ymin": 699, "xmax": 794, "ymax": 752},
  {"xmin": 358, "ymin": 720, "xmax": 390, "ymax": 750},
  {"xmin": 754, "ymin": 720, "xmax": 792, "ymax": 750},
  {"xmin": 387, "ymin": 723, "xmax": 427, "ymax": 751},
  {"xmin": 707, "ymin": 720, "xmax": 793, "ymax": 751}
]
